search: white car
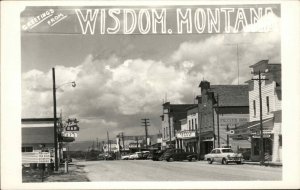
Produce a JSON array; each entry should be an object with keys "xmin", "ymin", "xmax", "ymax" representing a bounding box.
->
[
  {"xmin": 130, "ymin": 152, "xmax": 142, "ymax": 160},
  {"xmin": 204, "ymin": 148, "xmax": 243, "ymax": 165},
  {"xmin": 121, "ymin": 154, "xmax": 130, "ymax": 160}
]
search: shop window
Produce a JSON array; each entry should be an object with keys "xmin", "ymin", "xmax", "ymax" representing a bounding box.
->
[
  {"xmin": 192, "ymin": 119, "xmax": 194, "ymax": 130},
  {"xmin": 22, "ymin": 146, "xmax": 33, "ymax": 152},
  {"xmin": 163, "ymin": 128, "xmax": 165, "ymax": 139},
  {"xmin": 189, "ymin": 120, "xmax": 191, "ymax": 130},
  {"xmin": 253, "ymin": 100, "xmax": 256, "ymax": 117},
  {"xmin": 266, "ymin": 96, "xmax": 270, "ymax": 113},
  {"xmin": 195, "ymin": 118, "xmax": 197, "ymax": 130}
]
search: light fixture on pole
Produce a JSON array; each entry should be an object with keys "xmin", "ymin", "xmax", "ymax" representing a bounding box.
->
[{"xmin": 52, "ymin": 67, "xmax": 76, "ymax": 171}]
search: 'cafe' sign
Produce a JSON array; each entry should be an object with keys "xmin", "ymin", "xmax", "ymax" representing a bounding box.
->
[{"xmin": 176, "ymin": 131, "xmax": 196, "ymax": 139}]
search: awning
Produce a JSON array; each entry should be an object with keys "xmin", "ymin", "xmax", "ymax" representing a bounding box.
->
[{"xmin": 248, "ymin": 118, "xmax": 274, "ymax": 129}]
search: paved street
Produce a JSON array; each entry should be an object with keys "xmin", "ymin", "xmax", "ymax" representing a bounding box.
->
[{"xmin": 77, "ymin": 160, "xmax": 282, "ymax": 181}]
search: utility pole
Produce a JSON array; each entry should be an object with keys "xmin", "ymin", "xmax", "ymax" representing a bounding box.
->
[
  {"xmin": 216, "ymin": 94, "xmax": 220, "ymax": 148},
  {"xmin": 226, "ymin": 125, "xmax": 229, "ymax": 147},
  {"xmin": 107, "ymin": 131, "xmax": 110, "ymax": 153},
  {"xmin": 52, "ymin": 68, "xmax": 58, "ymax": 171},
  {"xmin": 197, "ymin": 102, "xmax": 202, "ymax": 160},
  {"xmin": 168, "ymin": 107, "xmax": 172, "ymax": 148},
  {"xmin": 252, "ymin": 70, "xmax": 268, "ymax": 165},
  {"xmin": 136, "ymin": 137, "xmax": 139, "ymax": 151},
  {"xmin": 97, "ymin": 138, "xmax": 99, "ymax": 150},
  {"xmin": 122, "ymin": 132, "xmax": 125, "ymax": 150},
  {"xmin": 141, "ymin": 118, "xmax": 150, "ymax": 149}
]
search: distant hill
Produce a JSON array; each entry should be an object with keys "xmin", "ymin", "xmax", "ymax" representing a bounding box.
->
[{"xmin": 66, "ymin": 141, "xmax": 101, "ymax": 151}]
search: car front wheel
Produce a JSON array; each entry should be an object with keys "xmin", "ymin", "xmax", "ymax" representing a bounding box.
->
[
  {"xmin": 208, "ymin": 158, "xmax": 213, "ymax": 164},
  {"xmin": 222, "ymin": 158, "xmax": 228, "ymax": 165},
  {"xmin": 236, "ymin": 161, "xmax": 242, "ymax": 165},
  {"xmin": 168, "ymin": 157, "xmax": 174, "ymax": 162}
]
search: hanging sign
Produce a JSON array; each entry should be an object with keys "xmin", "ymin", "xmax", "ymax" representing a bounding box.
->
[
  {"xmin": 65, "ymin": 118, "xmax": 80, "ymax": 131},
  {"xmin": 62, "ymin": 131, "xmax": 78, "ymax": 137}
]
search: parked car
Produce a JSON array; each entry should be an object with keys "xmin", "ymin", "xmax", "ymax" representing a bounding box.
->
[
  {"xmin": 162, "ymin": 149, "xmax": 198, "ymax": 162},
  {"xmin": 128, "ymin": 153, "xmax": 135, "ymax": 160},
  {"xmin": 204, "ymin": 148, "xmax": 243, "ymax": 165},
  {"xmin": 151, "ymin": 150, "xmax": 166, "ymax": 161},
  {"xmin": 129, "ymin": 152, "xmax": 142, "ymax": 160},
  {"xmin": 98, "ymin": 153, "xmax": 114, "ymax": 160},
  {"xmin": 141, "ymin": 151, "xmax": 150, "ymax": 159},
  {"xmin": 121, "ymin": 154, "xmax": 130, "ymax": 160}
]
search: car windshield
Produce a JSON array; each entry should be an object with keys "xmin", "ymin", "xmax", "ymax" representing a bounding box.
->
[{"xmin": 222, "ymin": 149, "xmax": 233, "ymax": 153}]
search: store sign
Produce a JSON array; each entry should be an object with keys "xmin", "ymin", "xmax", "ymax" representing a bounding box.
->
[
  {"xmin": 176, "ymin": 131, "xmax": 196, "ymax": 139},
  {"xmin": 62, "ymin": 131, "xmax": 78, "ymax": 137},
  {"xmin": 219, "ymin": 115, "xmax": 249, "ymax": 128},
  {"xmin": 252, "ymin": 135, "xmax": 271, "ymax": 138},
  {"xmin": 65, "ymin": 118, "xmax": 79, "ymax": 131},
  {"xmin": 128, "ymin": 143, "xmax": 141, "ymax": 148},
  {"xmin": 251, "ymin": 130, "xmax": 273, "ymax": 135},
  {"xmin": 22, "ymin": 152, "xmax": 51, "ymax": 163}
]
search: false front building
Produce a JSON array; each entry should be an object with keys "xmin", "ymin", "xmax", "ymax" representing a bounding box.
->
[
  {"xmin": 245, "ymin": 60, "xmax": 281, "ymax": 162},
  {"xmin": 196, "ymin": 81, "xmax": 249, "ymax": 158},
  {"xmin": 161, "ymin": 102, "xmax": 195, "ymax": 150}
]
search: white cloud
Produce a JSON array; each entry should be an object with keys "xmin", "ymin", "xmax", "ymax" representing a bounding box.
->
[{"xmin": 169, "ymin": 13, "xmax": 280, "ymax": 85}]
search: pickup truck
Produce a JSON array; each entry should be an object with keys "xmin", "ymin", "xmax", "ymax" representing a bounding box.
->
[{"xmin": 162, "ymin": 149, "xmax": 198, "ymax": 162}]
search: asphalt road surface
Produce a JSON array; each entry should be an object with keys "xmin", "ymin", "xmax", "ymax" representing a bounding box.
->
[{"xmin": 77, "ymin": 160, "xmax": 282, "ymax": 181}]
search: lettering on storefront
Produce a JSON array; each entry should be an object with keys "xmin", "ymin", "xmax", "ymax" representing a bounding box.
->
[
  {"xmin": 219, "ymin": 116, "xmax": 249, "ymax": 128},
  {"xmin": 128, "ymin": 143, "xmax": 141, "ymax": 148},
  {"xmin": 176, "ymin": 131, "xmax": 196, "ymax": 139}
]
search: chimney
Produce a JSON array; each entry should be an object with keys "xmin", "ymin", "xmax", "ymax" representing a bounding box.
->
[{"xmin": 199, "ymin": 80, "xmax": 210, "ymax": 92}]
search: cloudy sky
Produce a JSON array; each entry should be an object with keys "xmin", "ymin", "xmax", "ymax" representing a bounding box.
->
[{"xmin": 21, "ymin": 5, "xmax": 281, "ymax": 142}]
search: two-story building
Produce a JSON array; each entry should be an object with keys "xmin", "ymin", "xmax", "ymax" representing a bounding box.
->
[
  {"xmin": 176, "ymin": 105, "xmax": 198, "ymax": 152},
  {"xmin": 246, "ymin": 60, "xmax": 282, "ymax": 162},
  {"xmin": 161, "ymin": 102, "xmax": 195, "ymax": 149},
  {"xmin": 196, "ymin": 81, "xmax": 249, "ymax": 158}
]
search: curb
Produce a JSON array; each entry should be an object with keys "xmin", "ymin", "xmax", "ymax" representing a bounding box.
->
[{"xmin": 243, "ymin": 161, "xmax": 282, "ymax": 167}]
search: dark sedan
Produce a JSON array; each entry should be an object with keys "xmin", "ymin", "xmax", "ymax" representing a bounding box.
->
[{"xmin": 162, "ymin": 149, "xmax": 198, "ymax": 162}]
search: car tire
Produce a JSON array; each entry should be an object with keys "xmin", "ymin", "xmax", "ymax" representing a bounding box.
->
[
  {"xmin": 168, "ymin": 157, "xmax": 174, "ymax": 162},
  {"xmin": 208, "ymin": 158, "xmax": 213, "ymax": 164},
  {"xmin": 191, "ymin": 157, "xmax": 196, "ymax": 162},
  {"xmin": 222, "ymin": 158, "xmax": 228, "ymax": 165},
  {"xmin": 236, "ymin": 161, "xmax": 242, "ymax": 165}
]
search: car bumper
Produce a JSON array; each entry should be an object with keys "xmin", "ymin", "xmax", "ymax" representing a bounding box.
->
[{"xmin": 227, "ymin": 157, "xmax": 243, "ymax": 162}]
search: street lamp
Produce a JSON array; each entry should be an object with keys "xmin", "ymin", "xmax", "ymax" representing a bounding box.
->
[{"xmin": 52, "ymin": 67, "xmax": 76, "ymax": 171}]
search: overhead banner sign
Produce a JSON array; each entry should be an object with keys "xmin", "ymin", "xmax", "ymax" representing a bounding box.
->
[{"xmin": 22, "ymin": 152, "xmax": 51, "ymax": 163}]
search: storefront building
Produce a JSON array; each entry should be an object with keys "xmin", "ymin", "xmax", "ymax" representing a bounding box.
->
[
  {"xmin": 247, "ymin": 60, "xmax": 281, "ymax": 162},
  {"xmin": 236, "ymin": 60, "xmax": 282, "ymax": 162},
  {"xmin": 22, "ymin": 118, "xmax": 66, "ymax": 164},
  {"xmin": 197, "ymin": 81, "xmax": 250, "ymax": 158},
  {"xmin": 161, "ymin": 102, "xmax": 195, "ymax": 150}
]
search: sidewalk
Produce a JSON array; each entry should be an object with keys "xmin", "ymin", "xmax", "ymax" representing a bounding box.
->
[{"xmin": 44, "ymin": 162, "xmax": 89, "ymax": 182}]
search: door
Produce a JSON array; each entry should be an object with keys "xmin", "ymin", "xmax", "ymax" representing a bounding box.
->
[{"xmin": 215, "ymin": 149, "xmax": 222, "ymax": 162}]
